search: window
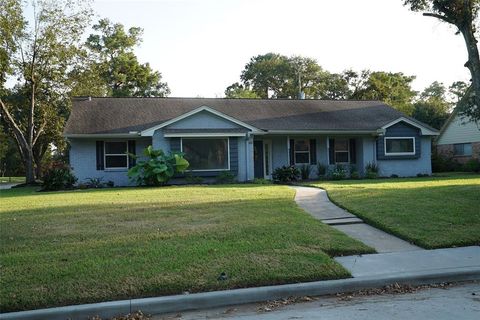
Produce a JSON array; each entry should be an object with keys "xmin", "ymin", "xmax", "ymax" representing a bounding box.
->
[
  {"xmin": 385, "ymin": 137, "xmax": 415, "ymax": 155},
  {"xmin": 454, "ymin": 143, "xmax": 472, "ymax": 156},
  {"xmin": 105, "ymin": 141, "xmax": 128, "ymax": 169},
  {"xmin": 181, "ymin": 138, "xmax": 229, "ymax": 171},
  {"xmin": 294, "ymin": 139, "xmax": 310, "ymax": 164},
  {"xmin": 334, "ymin": 139, "xmax": 349, "ymax": 163}
]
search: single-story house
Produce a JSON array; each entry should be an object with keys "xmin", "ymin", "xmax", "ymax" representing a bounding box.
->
[
  {"xmin": 64, "ymin": 97, "xmax": 439, "ymax": 186},
  {"xmin": 436, "ymin": 110, "xmax": 480, "ymax": 163}
]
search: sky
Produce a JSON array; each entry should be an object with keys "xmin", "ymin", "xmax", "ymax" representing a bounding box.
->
[{"xmin": 51, "ymin": 0, "xmax": 477, "ymax": 97}]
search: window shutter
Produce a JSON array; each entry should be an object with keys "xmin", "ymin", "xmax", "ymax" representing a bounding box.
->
[
  {"xmin": 289, "ymin": 139, "xmax": 294, "ymax": 165},
  {"xmin": 128, "ymin": 140, "xmax": 136, "ymax": 168},
  {"xmin": 349, "ymin": 138, "xmax": 356, "ymax": 164},
  {"xmin": 170, "ymin": 138, "xmax": 181, "ymax": 152},
  {"xmin": 328, "ymin": 138, "xmax": 334, "ymax": 165},
  {"xmin": 309, "ymin": 139, "xmax": 316, "ymax": 164},
  {"xmin": 96, "ymin": 141, "xmax": 104, "ymax": 170}
]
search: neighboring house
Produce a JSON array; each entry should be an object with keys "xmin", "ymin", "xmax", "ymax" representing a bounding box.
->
[
  {"xmin": 63, "ymin": 97, "xmax": 439, "ymax": 186},
  {"xmin": 436, "ymin": 111, "xmax": 480, "ymax": 163}
]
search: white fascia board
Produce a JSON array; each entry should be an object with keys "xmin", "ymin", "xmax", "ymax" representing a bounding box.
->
[
  {"xmin": 381, "ymin": 117, "xmax": 439, "ymax": 136},
  {"xmin": 140, "ymin": 106, "xmax": 262, "ymax": 136},
  {"xmin": 163, "ymin": 132, "xmax": 247, "ymax": 138}
]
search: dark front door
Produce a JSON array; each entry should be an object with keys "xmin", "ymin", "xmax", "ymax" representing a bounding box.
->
[{"xmin": 254, "ymin": 140, "xmax": 264, "ymax": 178}]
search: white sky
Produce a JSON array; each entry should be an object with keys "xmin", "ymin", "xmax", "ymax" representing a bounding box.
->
[{"xmin": 48, "ymin": 0, "xmax": 479, "ymax": 97}]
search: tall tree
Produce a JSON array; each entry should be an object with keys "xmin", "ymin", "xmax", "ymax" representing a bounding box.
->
[
  {"xmin": 0, "ymin": 0, "xmax": 92, "ymax": 184},
  {"xmin": 349, "ymin": 71, "xmax": 417, "ymax": 115},
  {"xmin": 224, "ymin": 82, "xmax": 259, "ymax": 98},
  {"xmin": 412, "ymin": 81, "xmax": 451, "ymax": 129},
  {"xmin": 78, "ymin": 19, "xmax": 170, "ymax": 97},
  {"xmin": 404, "ymin": 0, "xmax": 480, "ymax": 123}
]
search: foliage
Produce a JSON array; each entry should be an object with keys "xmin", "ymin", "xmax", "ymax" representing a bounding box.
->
[
  {"xmin": 272, "ymin": 165, "xmax": 300, "ymax": 184},
  {"xmin": 300, "ymin": 164, "xmax": 312, "ymax": 180},
  {"xmin": 215, "ymin": 171, "xmax": 236, "ymax": 184},
  {"xmin": 224, "ymin": 82, "xmax": 259, "ymax": 98},
  {"xmin": 316, "ymin": 162, "xmax": 327, "ymax": 178},
  {"xmin": 184, "ymin": 171, "xmax": 204, "ymax": 184},
  {"xmin": 75, "ymin": 18, "xmax": 170, "ymax": 97},
  {"xmin": 431, "ymin": 152, "xmax": 463, "ymax": 172},
  {"xmin": 350, "ymin": 166, "xmax": 361, "ymax": 179},
  {"xmin": 329, "ymin": 164, "xmax": 348, "ymax": 180},
  {"xmin": 348, "ymin": 71, "xmax": 417, "ymax": 115},
  {"xmin": 41, "ymin": 162, "xmax": 77, "ymax": 191},
  {"xmin": 464, "ymin": 158, "xmax": 480, "ymax": 172},
  {"xmin": 128, "ymin": 146, "xmax": 189, "ymax": 186},
  {"xmin": 365, "ymin": 162, "xmax": 379, "ymax": 179},
  {"xmin": 412, "ymin": 81, "xmax": 451, "ymax": 129},
  {"xmin": 252, "ymin": 178, "xmax": 273, "ymax": 184},
  {"xmin": 0, "ymin": 0, "xmax": 92, "ymax": 184},
  {"xmin": 404, "ymin": 0, "xmax": 480, "ymax": 123},
  {"xmin": 85, "ymin": 177, "xmax": 114, "ymax": 188}
]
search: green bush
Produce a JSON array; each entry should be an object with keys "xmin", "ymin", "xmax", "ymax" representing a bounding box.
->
[
  {"xmin": 431, "ymin": 152, "xmax": 462, "ymax": 172},
  {"xmin": 316, "ymin": 162, "xmax": 327, "ymax": 178},
  {"xmin": 128, "ymin": 146, "xmax": 189, "ymax": 186},
  {"xmin": 216, "ymin": 171, "xmax": 236, "ymax": 184},
  {"xmin": 464, "ymin": 159, "xmax": 480, "ymax": 172},
  {"xmin": 184, "ymin": 172, "xmax": 204, "ymax": 184},
  {"xmin": 272, "ymin": 165, "xmax": 300, "ymax": 184},
  {"xmin": 330, "ymin": 164, "xmax": 348, "ymax": 180},
  {"xmin": 300, "ymin": 164, "xmax": 312, "ymax": 180},
  {"xmin": 365, "ymin": 162, "xmax": 379, "ymax": 179},
  {"xmin": 252, "ymin": 178, "xmax": 272, "ymax": 184},
  {"xmin": 42, "ymin": 162, "xmax": 77, "ymax": 191}
]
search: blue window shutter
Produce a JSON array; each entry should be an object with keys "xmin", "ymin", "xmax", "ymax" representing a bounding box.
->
[
  {"xmin": 289, "ymin": 139, "xmax": 295, "ymax": 165},
  {"xmin": 349, "ymin": 138, "xmax": 356, "ymax": 164},
  {"xmin": 96, "ymin": 141, "xmax": 104, "ymax": 170},
  {"xmin": 328, "ymin": 139, "xmax": 334, "ymax": 164},
  {"xmin": 310, "ymin": 139, "xmax": 316, "ymax": 164}
]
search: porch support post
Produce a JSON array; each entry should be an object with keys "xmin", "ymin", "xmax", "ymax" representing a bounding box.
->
[{"xmin": 287, "ymin": 135, "xmax": 290, "ymax": 165}]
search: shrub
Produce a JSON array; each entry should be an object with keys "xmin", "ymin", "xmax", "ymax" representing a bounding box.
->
[
  {"xmin": 431, "ymin": 152, "xmax": 461, "ymax": 172},
  {"xmin": 184, "ymin": 172, "xmax": 204, "ymax": 184},
  {"xmin": 252, "ymin": 178, "xmax": 272, "ymax": 184},
  {"xmin": 42, "ymin": 162, "xmax": 77, "ymax": 191},
  {"xmin": 86, "ymin": 177, "xmax": 105, "ymax": 188},
  {"xmin": 300, "ymin": 164, "xmax": 312, "ymax": 180},
  {"xmin": 316, "ymin": 162, "xmax": 327, "ymax": 178},
  {"xmin": 128, "ymin": 146, "xmax": 189, "ymax": 186},
  {"xmin": 464, "ymin": 159, "xmax": 480, "ymax": 172},
  {"xmin": 350, "ymin": 166, "xmax": 361, "ymax": 179},
  {"xmin": 216, "ymin": 171, "xmax": 236, "ymax": 184},
  {"xmin": 365, "ymin": 162, "xmax": 379, "ymax": 179},
  {"xmin": 330, "ymin": 164, "xmax": 348, "ymax": 180},
  {"xmin": 390, "ymin": 174, "xmax": 399, "ymax": 178},
  {"xmin": 272, "ymin": 165, "xmax": 300, "ymax": 184}
]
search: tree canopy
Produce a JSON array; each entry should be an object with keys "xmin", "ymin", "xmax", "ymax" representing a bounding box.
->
[
  {"xmin": 73, "ymin": 18, "xmax": 170, "ymax": 97},
  {"xmin": 404, "ymin": 0, "xmax": 480, "ymax": 123}
]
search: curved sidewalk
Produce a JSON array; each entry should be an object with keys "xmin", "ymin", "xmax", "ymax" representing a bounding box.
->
[{"xmin": 291, "ymin": 186, "xmax": 421, "ymax": 253}]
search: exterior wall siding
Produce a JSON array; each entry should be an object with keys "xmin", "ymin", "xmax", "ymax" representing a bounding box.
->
[
  {"xmin": 377, "ymin": 136, "xmax": 432, "ymax": 176},
  {"xmin": 377, "ymin": 122, "xmax": 421, "ymax": 160},
  {"xmin": 69, "ymin": 138, "xmax": 151, "ymax": 186},
  {"xmin": 165, "ymin": 111, "xmax": 242, "ymax": 129},
  {"xmin": 437, "ymin": 115, "xmax": 480, "ymax": 145}
]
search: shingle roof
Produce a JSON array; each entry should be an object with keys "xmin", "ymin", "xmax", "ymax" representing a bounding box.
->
[{"xmin": 64, "ymin": 97, "xmax": 435, "ymax": 135}]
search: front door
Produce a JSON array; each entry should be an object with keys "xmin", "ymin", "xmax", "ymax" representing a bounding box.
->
[{"xmin": 253, "ymin": 140, "xmax": 264, "ymax": 178}]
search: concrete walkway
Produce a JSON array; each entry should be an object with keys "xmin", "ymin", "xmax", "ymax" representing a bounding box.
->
[
  {"xmin": 0, "ymin": 183, "xmax": 18, "ymax": 190},
  {"xmin": 336, "ymin": 246, "xmax": 480, "ymax": 277},
  {"xmin": 292, "ymin": 186, "xmax": 421, "ymax": 253}
]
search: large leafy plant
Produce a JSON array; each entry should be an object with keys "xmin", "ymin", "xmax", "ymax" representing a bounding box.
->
[{"xmin": 128, "ymin": 146, "xmax": 189, "ymax": 186}]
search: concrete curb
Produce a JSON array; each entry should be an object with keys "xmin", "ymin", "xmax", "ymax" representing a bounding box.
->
[{"xmin": 2, "ymin": 267, "xmax": 480, "ymax": 320}]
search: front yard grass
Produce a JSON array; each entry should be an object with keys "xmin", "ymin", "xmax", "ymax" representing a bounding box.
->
[
  {"xmin": 0, "ymin": 176, "xmax": 25, "ymax": 184},
  {"xmin": 309, "ymin": 174, "xmax": 480, "ymax": 249},
  {"xmin": 0, "ymin": 185, "xmax": 372, "ymax": 312}
]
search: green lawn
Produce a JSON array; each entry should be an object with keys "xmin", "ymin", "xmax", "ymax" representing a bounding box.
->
[
  {"xmin": 309, "ymin": 174, "xmax": 480, "ymax": 249},
  {"xmin": 0, "ymin": 176, "xmax": 25, "ymax": 185},
  {"xmin": 0, "ymin": 185, "xmax": 372, "ymax": 312}
]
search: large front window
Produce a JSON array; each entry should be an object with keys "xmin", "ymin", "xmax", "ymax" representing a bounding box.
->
[
  {"xmin": 294, "ymin": 139, "xmax": 310, "ymax": 164},
  {"xmin": 104, "ymin": 141, "xmax": 128, "ymax": 169},
  {"xmin": 182, "ymin": 138, "xmax": 229, "ymax": 171},
  {"xmin": 385, "ymin": 137, "xmax": 415, "ymax": 155},
  {"xmin": 454, "ymin": 143, "xmax": 472, "ymax": 156}
]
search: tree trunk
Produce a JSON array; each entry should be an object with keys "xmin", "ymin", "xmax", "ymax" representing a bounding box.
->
[
  {"xmin": 25, "ymin": 149, "xmax": 36, "ymax": 184},
  {"xmin": 461, "ymin": 24, "xmax": 480, "ymax": 110},
  {"xmin": 33, "ymin": 142, "xmax": 47, "ymax": 179}
]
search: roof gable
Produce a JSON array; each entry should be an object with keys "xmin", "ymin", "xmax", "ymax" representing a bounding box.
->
[
  {"xmin": 381, "ymin": 117, "xmax": 439, "ymax": 136},
  {"xmin": 140, "ymin": 106, "xmax": 262, "ymax": 136}
]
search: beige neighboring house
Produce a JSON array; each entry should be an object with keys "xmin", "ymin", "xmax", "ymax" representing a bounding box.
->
[{"xmin": 436, "ymin": 111, "xmax": 480, "ymax": 163}]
